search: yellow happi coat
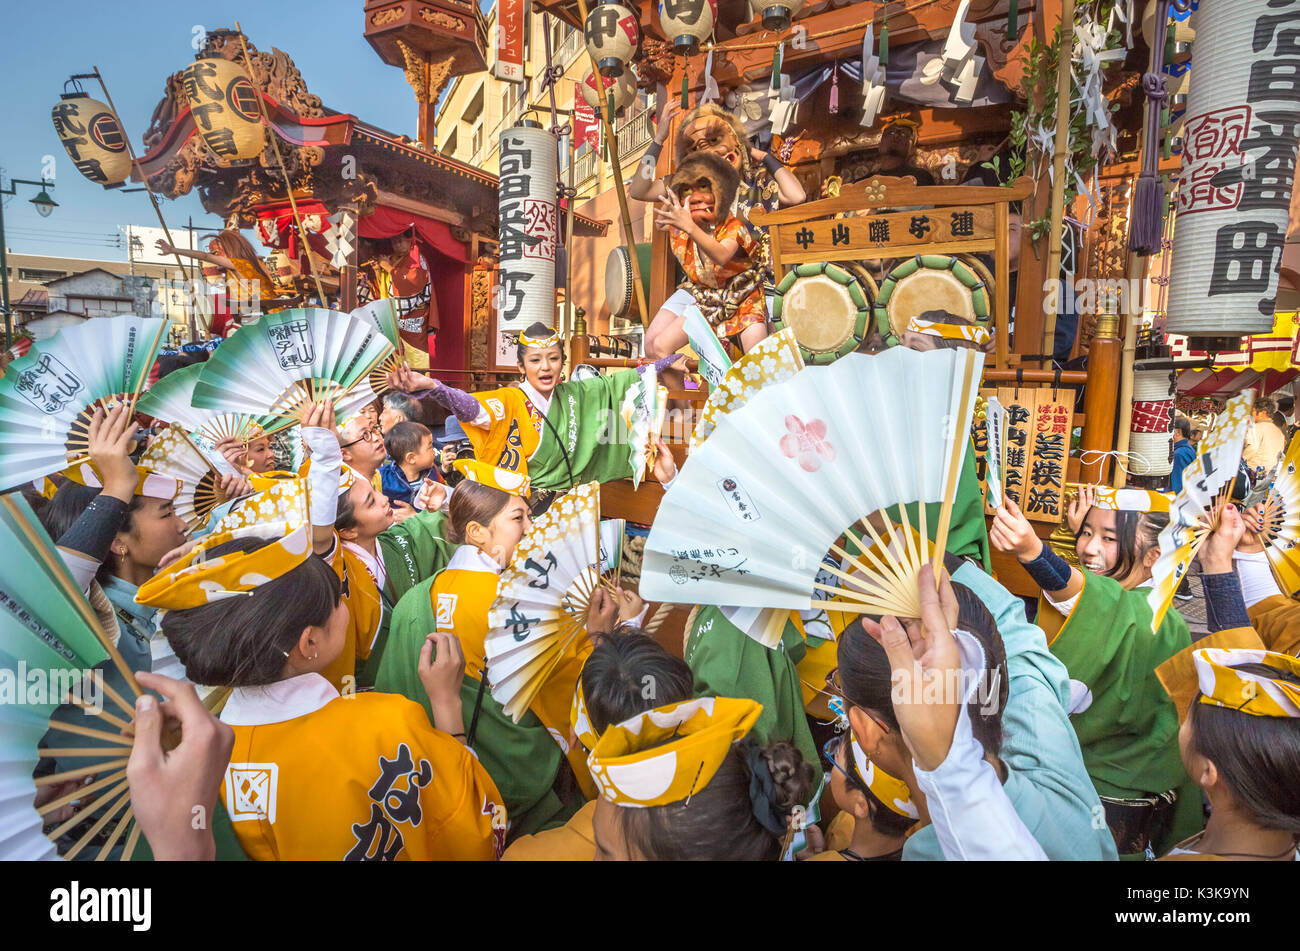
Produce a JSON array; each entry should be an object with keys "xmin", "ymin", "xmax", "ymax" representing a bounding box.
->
[
  {"xmin": 219, "ymin": 672, "xmax": 505, "ymax": 861},
  {"xmin": 500, "ymin": 800, "xmax": 597, "ymax": 861},
  {"xmin": 465, "ymin": 386, "xmax": 544, "ymax": 475},
  {"xmin": 319, "ymin": 536, "xmax": 384, "ymax": 693},
  {"xmin": 429, "ymin": 546, "xmax": 595, "ymax": 796}
]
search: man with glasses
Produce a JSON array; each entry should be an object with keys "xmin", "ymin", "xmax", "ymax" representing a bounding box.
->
[{"xmin": 339, "ymin": 413, "xmax": 388, "ymax": 490}]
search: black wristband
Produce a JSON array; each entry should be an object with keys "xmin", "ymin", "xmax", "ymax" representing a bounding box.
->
[
  {"xmin": 1021, "ymin": 544, "xmax": 1073, "ymax": 592},
  {"xmin": 1200, "ymin": 572, "xmax": 1252, "ymax": 634},
  {"xmin": 761, "ymin": 152, "xmax": 782, "ymax": 174}
]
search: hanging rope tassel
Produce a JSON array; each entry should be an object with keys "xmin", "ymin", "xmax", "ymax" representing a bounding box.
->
[
  {"xmin": 682, "ymin": 53, "xmax": 690, "ymax": 109},
  {"xmin": 829, "ymin": 62, "xmax": 840, "ymax": 114},
  {"xmin": 1008, "ymin": 0, "xmax": 1019, "ymax": 37},
  {"xmin": 1129, "ymin": 0, "xmax": 1172, "ymax": 255},
  {"xmin": 771, "ymin": 41, "xmax": 784, "ymax": 92},
  {"xmin": 879, "ymin": 23, "xmax": 889, "ymax": 69}
]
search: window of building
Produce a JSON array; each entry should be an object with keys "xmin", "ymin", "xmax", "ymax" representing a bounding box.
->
[
  {"xmin": 443, "ymin": 127, "xmax": 459, "ymax": 158},
  {"xmin": 18, "ymin": 268, "xmax": 66, "ymax": 283},
  {"xmin": 471, "ymin": 122, "xmax": 483, "ymax": 157}
]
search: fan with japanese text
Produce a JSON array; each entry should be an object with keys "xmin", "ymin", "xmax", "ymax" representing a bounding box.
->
[
  {"xmin": 485, "ymin": 482, "xmax": 602, "ymax": 722},
  {"xmin": 1146, "ymin": 390, "xmax": 1255, "ymax": 632},
  {"xmin": 136, "ymin": 362, "xmax": 283, "ymax": 444},
  {"xmin": 0, "ymin": 494, "xmax": 145, "ymax": 860},
  {"xmin": 641, "ymin": 346, "xmax": 983, "ymax": 621},
  {"xmin": 0, "ymin": 316, "xmax": 169, "ymax": 491},
  {"xmin": 690, "ymin": 329, "xmax": 804, "ymax": 454},
  {"xmin": 620, "ymin": 367, "xmax": 668, "ymax": 490},
  {"xmin": 191, "ymin": 308, "xmax": 393, "ymax": 426}
]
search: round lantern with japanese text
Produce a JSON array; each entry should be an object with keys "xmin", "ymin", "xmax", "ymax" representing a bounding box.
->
[
  {"xmin": 182, "ymin": 55, "xmax": 266, "ymax": 164},
  {"xmin": 50, "ymin": 92, "xmax": 132, "ymax": 187},
  {"xmin": 497, "ymin": 122, "xmax": 559, "ymax": 333},
  {"xmin": 760, "ymin": 0, "xmax": 805, "ymax": 31},
  {"xmin": 584, "ymin": 1, "xmax": 640, "ymax": 78},
  {"xmin": 581, "ymin": 68, "xmax": 638, "ymax": 116},
  {"xmin": 659, "ymin": 0, "xmax": 717, "ymax": 54},
  {"xmin": 1166, "ymin": 0, "xmax": 1299, "ymax": 339}
]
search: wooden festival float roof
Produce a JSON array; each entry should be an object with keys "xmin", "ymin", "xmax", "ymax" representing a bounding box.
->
[{"xmin": 132, "ymin": 29, "xmax": 609, "ymax": 244}]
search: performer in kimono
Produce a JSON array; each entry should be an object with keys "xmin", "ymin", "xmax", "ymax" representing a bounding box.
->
[
  {"xmin": 502, "ymin": 628, "xmax": 695, "ymax": 861},
  {"xmin": 137, "ymin": 522, "xmax": 504, "ymax": 861},
  {"xmin": 155, "ymin": 231, "xmax": 295, "ymax": 334},
  {"xmin": 388, "ymin": 327, "xmax": 679, "ymax": 503},
  {"xmin": 377, "ymin": 462, "xmax": 640, "ymax": 838},
  {"xmin": 989, "ymin": 496, "xmax": 1204, "ymax": 857},
  {"xmin": 588, "ymin": 697, "xmax": 817, "ymax": 860},
  {"xmin": 359, "ymin": 229, "xmax": 439, "ymax": 370}
]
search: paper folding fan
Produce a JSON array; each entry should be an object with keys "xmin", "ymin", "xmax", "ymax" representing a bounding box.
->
[
  {"xmin": 138, "ymin": 424, "xmax": 229, "ymax": 530},
  {"xmin": 1253, "ymin": 430, "xmax": 1300, "ymax": 596},
  {"xmin": 1146, "ymin": 390, "xmax": 1255, "ymax": 631},
  {"xmin": 485, "ymin": 482, "xmax": 602, "ymax": 722},
  {"xmin": 689, "ymin": 328, "xmax": 804, "ymax": 453},
  {"xmin": 351, "ymin": 299, "xmax": 404, "ymax": 355},
  {"xmin": 0, "ymin": 316, "xmax": 169, "ymax": 491},
  {"xmin": 620, "ymin": 368, "xmax": 669, "ymax": 491},
  {"xmin": 641, "ymin": 347, "xmax": 983, "ymax": 621},
  {"xmin": 136, "ymin": 363, "xmax": 282, "ymax": 444},
  {"xmin": 191, "ymin": 308, "xmax": 394, "ymax": 426},
  {"xmin": 983, "ymin": 395, "xmax": 1007, "ymax": 509},
  {"xmin": 0, "ymin": 494, "xmax": 145, "ymax": 860}
]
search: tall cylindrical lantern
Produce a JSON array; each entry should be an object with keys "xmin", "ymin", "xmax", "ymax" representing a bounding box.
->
[
  {"xmin": 584, "ymin": 1, "xmax": 640, "ymax": 78},
  {"xmin": 498, "ymin": 122, "xmax": 559, "ymax": 333},
  {"xmin": 659, "ymin": 0, "xmax": 717, "ymax": 54},
  {"xmin": 1166, "ymin": 0, "xmax": 1300, "ymax": 340},
  {"xmin": 1128, "ymin": 367, "xmax": 1176, "ymax": 476},
  {"xmin": 181, "ymin": 55, "xmax": 266, "ymax": 163},
  {"xmin": 760, "ymin": 0, "xmax": 805, "ymax": 31},
  {"xmin": 50, "ymin": 92, "xmax": 132, "ymax": 187},
  {"xmin": 581, "ymin": 68, "xmax": 638, "ymax": 116}
]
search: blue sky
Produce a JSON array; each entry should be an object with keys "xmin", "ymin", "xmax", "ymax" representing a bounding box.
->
[{"xmin": 0, "ymin": 0, "xmax": 468, "ymax": 260}]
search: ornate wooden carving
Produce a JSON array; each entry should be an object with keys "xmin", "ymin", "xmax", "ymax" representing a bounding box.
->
[
  {"xmin": 637, "ymin": 39, "xmax": 678, "ymax": 88},
  {"xmin": 468, "ymin": 265, "xmax": 495, "ymax": 370}
]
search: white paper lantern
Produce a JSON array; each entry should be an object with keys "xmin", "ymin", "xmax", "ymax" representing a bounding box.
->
[
  {"xmin": 584, "ymin": 1, "xmax": 640, "ymax": 78},
  {"xmin": 760, "ymin": 0, "xmax": 805, "ymax": 31},
  {"xmin": 580, "ymin": 68, "xmax": 638, "ymax": 115},
  {"xmin": 50, "ymin": 92, "xmax": 133, "ymax": 187},
  {"xmin": 1128, "ymin": 368, "xmax": 1176, "ymax": 477},
  {"xmin": 1166, "ymin": 0, "xmax": 1299, "ymax": 339},
  {"xmin": 659, "ymin": 0, "xmax": 717, "ymax": 54},
  {"xmin": 498, "ymin": 122, "xmax": 559, "ymax": 333}
]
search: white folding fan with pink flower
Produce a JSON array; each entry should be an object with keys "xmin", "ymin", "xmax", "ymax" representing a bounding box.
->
[{"xmin": 640, "ymin": 346, "xmax": 983, "ymax": 620}]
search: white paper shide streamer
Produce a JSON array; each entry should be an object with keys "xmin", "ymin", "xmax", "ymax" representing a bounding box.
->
[
  {"xmin": 1166, "ymin": 0, "xmax": 1300, "ymax": 337},
  {"xmin": 498, "ymin": 123, "xmax": 559, "ymax": 333}
]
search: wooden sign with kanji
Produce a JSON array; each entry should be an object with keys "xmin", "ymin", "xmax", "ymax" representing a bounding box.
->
[
  {"xmin": 996, "ymin": 387, "xmax": 1036, "ymax": 512},
  {"xmin": 1024, "ymin": 389, "xmax": 1071, "ymax": 523}
]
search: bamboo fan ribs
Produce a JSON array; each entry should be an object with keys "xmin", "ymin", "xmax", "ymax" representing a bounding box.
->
[
  {"xmin": 0, "ymin": 495, "xmax": 145, "ymax": 860},
  {"xmin": 641, "ymin": 347, "xmax": 983, "ymax": 620},
  {"xmin": 0, "ymin": 316, "xmax": 169, "ymax": 491},
  {"xmin": 190, "ymin": 308, "xmax": 394, "ymax": 426},
  {"xmin": 485, "ymin": 483, "xmax": 605, "ymax": 722},
  {"xmin": 136, "ymin": 363, "xmax": 281, "ymax": 445},
  {"xmin": 1146, "ymin": 390, "xmax": 1255, "ymax": 631},
  {"xmin": 1251, "ymin": 430, "xmax": 1300, "ymax": 597}
]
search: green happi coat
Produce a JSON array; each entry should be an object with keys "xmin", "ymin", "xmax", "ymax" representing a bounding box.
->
[
  {"xmin": 354, "ymin": 510, "xmax": 458, "ymax": 688},
  {"xmin": 376, "ymin": 567, "xmax": 582, "ymax": 839},
  {"xmin": 528, "ymin": 370, "xmax": 643, "ymax": 491},
  {"xmin": 1040, "ymin": 570, "xmax": 1202, "ymax": 856},
  {"xmin": 684, "ymin": 606, "xmax": 823, "ymax": 791}
]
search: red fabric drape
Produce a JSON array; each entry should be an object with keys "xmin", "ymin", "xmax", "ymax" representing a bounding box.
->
[{"xmin": 358, "ymin": 206, "xmax": 467, "ymax": 263}]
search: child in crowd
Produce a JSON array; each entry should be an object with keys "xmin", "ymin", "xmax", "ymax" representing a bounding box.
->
[{"xmin": 380, "ymin": 420, "xmax": 443, "ymax": 509}]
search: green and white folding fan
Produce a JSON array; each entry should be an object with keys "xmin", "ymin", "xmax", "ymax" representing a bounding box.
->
[
  {"xmin": 620, "ymin": 368, "xmax": 668, "ymax": 490},
  {"xmin": 0, "ymin": 494, "xmax": 145, "ymax": 861},
  {"xmin": 689, "ymin": 328, "xmax": 804, "ymax": 453},
  {"xmin": 191, "ymin": 308, "xmax": 394, "ymax": 426},
  {"xmin": 1251, "ymin": 429, "xmax": 1300, "ymax": 596},
  {"xmin": 682, "ymin": 303, "xmax": 732, "ymax": 389},
  {"xmin": 136, "ymin": 363, "xmax": 282, "ymax": 444},
  {"xmin": 0, "ymin": 316, "xmax": 169, "ymax": 491},
  {"xmin": 485, "ymin": 482, "xmax": 602, "ymax": 722},
  {"xmin": 351, "ymin": 299, "xmax": 404, "ymax": 355},
  {"xmin": 983, "ymin": 395, "xmax": 1006, "ymax": 509},
  {"xmin": 641, "ymin": 346, "xmax": 983, "ymax": 621},
  {"xmin": 1146, "ymin": 390, "xmax": 1255, "ymax": 632}
]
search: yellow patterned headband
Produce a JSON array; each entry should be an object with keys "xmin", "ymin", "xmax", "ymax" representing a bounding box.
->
[
  {"xmin": 63, "ymin": 460, "xmax": 182, "ymax": 501},
  {"xmin": 587, "ymin": 697, "xmax": 762, "ymax": 808},
  {"xmin": 211, "ymin": 477, "xmax": 312, "ymax": 534},
  {"xmin": 906, "ymin": 317, "xmax": 991, "ymax": 346},
  {"xmin": 1193, "ymin": 648, "xmax": 1300, "ymax": 719},
  {"xmin": 848, "ymin": 730, "xmax": 918, "ymax": 819},
  {"xmin": 1087, "ymin": 485, "xmax": 1174, "ymax": 513},
  {"xmin": 454, "ymin": 459, "xmax": 531, "ymax": 498},
  {"xmin": 135, "ymin": 523, "xmax": 312, "ymax": 611},
  {"xmin": 571, "ymin": 679, "xmax": 599, "ymax": 752},
  {"xmin": 518, "ymin": 328, "xmax": 563, "ymax": 350}
]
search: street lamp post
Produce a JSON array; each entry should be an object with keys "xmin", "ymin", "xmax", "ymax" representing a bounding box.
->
[{"xmin": 0, "ymin": 177, "xmax": 58, "ymax": 348}]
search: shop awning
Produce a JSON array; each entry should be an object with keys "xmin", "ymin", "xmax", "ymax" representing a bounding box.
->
[{"xmin": 1172, "ymin": 311, "xmax": 1299, "ymax": 397}]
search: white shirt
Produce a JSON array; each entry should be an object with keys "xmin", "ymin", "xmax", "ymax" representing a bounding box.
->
[
  {"xmin": 221, "ymin": 671, "xmax": 339, "ymax": 726},
  {"xmin": 1233, "ymin": 549, "xmax": 1283, "ymax": 608},
  {"xmin": 447, "ymin": 544, "xmax": 504, "ymax": 575},
  {"xmin": 911, "ymin": 630, "xmax": 1049, "ymax": 861},
  {"xmin": 342, "ymin": 538, "xmax": 387, "ymax": 592}
]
